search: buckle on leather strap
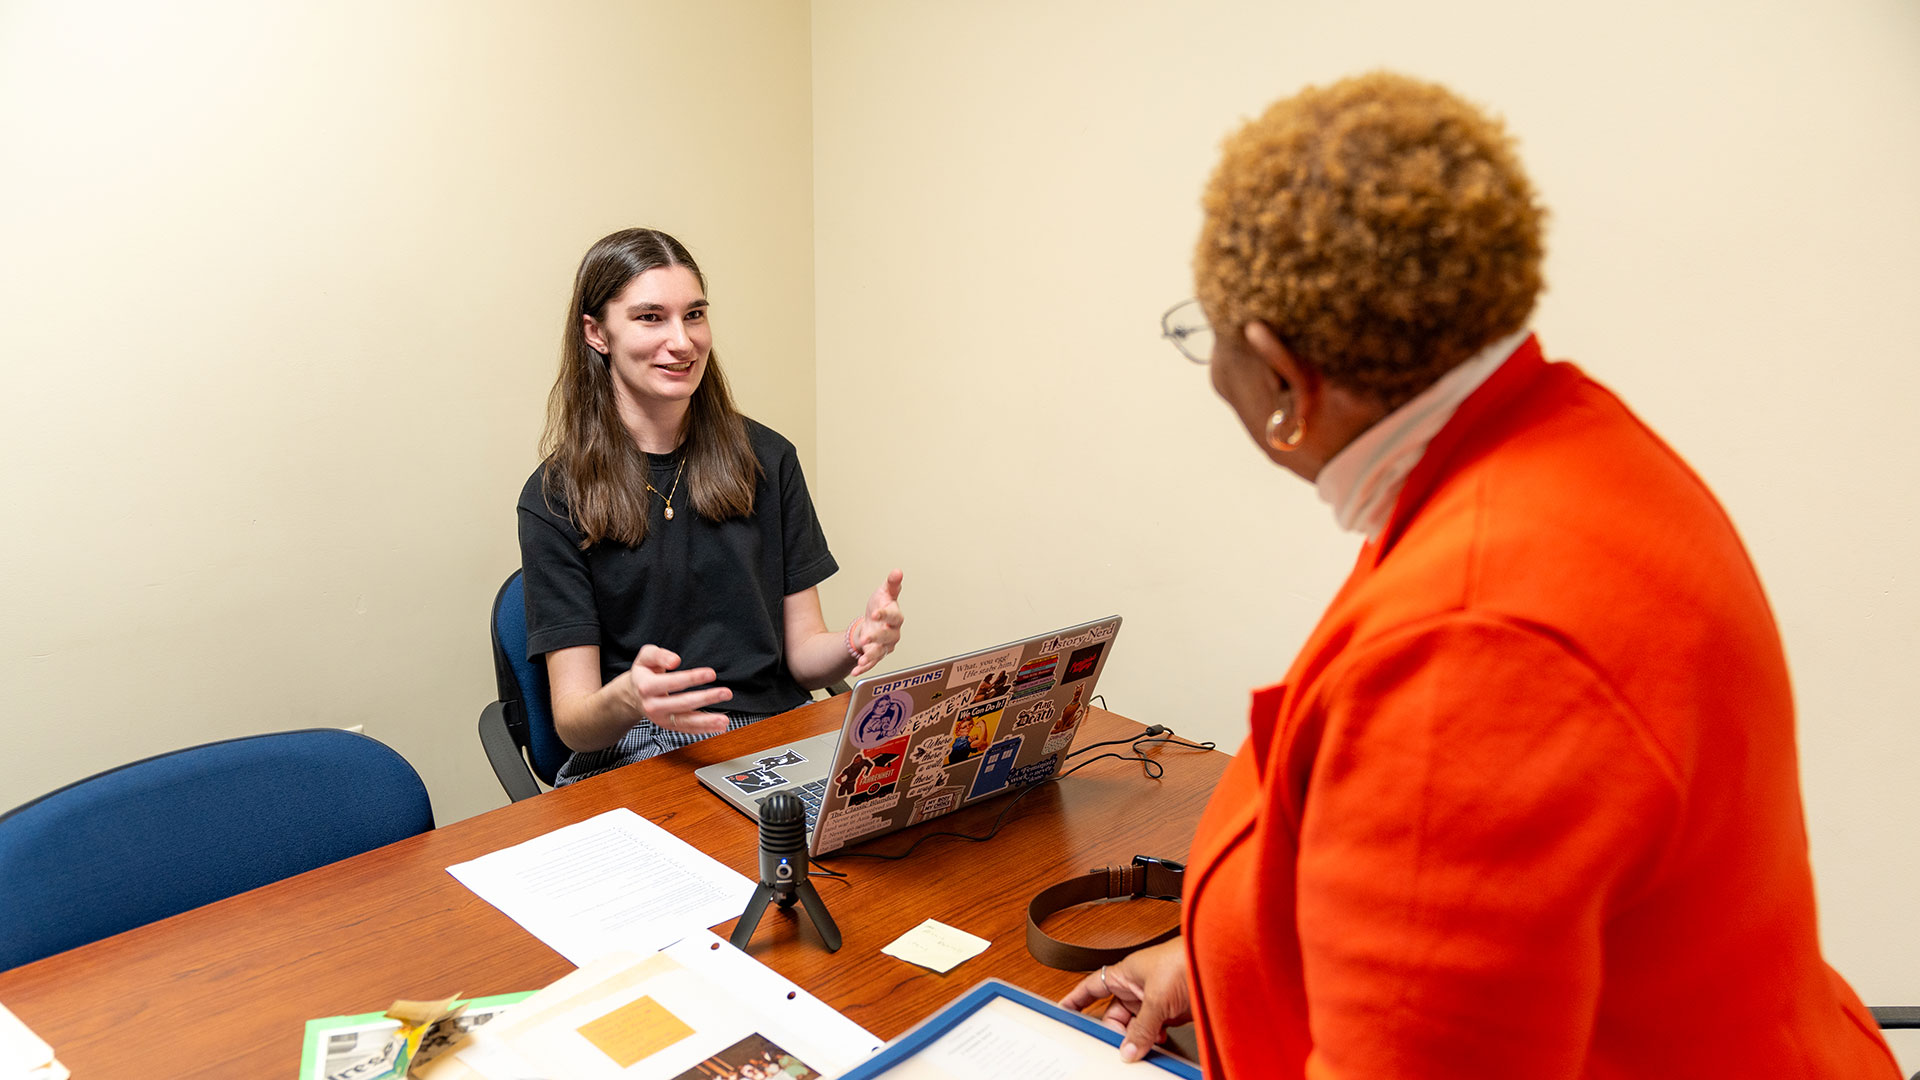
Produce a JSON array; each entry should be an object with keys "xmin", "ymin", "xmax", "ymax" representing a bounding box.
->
[
  {"xmin": 1028, "ymin": 854, "xmax": 1187, "ymax": 970},
  {"xmin": 1129, "ymin": 854, "xmax": 1183, "ymax": 900}
]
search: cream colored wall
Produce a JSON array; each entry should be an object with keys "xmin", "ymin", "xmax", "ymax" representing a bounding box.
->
[
  {"xmin": 810, "ymin": 0, "xmax": 1920, "ymax": 1066},
  {"xmin": 0, "ymin": 0, "xmax": 816, "ymax": 827}
]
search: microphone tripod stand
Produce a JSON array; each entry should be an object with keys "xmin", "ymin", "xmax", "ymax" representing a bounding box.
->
[{"xmin": 729, "ymin": 790, "xmax": 842, "ymax": 952}]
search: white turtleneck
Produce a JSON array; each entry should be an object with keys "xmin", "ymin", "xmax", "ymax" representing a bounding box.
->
[{"xmin": 1315, "ymin": 328, "xmax": 1534, "ymax": 540}]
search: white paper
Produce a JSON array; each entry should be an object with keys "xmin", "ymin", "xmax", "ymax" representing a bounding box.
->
[
  {"xmin": 880, "ymin": 919, "xmax": 991, "ymax": 974},
  {"xmin": 444, "ymin": 932, "xmax": 880, "ymax": 1080},
  {"xmin": 446, "ymin": 808, "xmax": 756, "ymax": 965},
  {"xmin": 0, "ymin": 1003, "xmax": 64, "ymax": 1080}
]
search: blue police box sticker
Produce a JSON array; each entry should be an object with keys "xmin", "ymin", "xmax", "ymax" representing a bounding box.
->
[
  {"xmin": 967, "ymin": 735, "xmax": 1024, "ymax": 800},
  {"xmin": 852, "ymin": 690, "xmax": 914, "ymax": 749}
]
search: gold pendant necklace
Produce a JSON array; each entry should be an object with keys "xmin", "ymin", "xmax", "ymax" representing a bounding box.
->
[{"xmin": 644, "ymin": 457, "xmax": 686, "ymax": 521}]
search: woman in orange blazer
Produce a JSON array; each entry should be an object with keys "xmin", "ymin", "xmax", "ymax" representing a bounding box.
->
[{"xmin": 1064, "ymin": 73, "xmax": 1897, "ymax": 1079}]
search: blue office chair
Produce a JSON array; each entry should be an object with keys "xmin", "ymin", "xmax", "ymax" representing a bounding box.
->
[
  {"xmin": 479, "ymin": 569, "xmax": 570, "ymax": 801},
  {"xmin": 0, "ymin": 728, "xmax": 433, "ymax": 971}
]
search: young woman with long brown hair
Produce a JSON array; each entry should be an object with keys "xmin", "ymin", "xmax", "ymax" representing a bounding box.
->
[{"xmin": 517, "ymin": 228, "xmax": 904, "ymax": 785}]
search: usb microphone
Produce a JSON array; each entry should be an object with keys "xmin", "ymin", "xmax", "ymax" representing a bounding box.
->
[{"xmin": 729, "ymin": 791, "xmax": 842, "ymax": 952}]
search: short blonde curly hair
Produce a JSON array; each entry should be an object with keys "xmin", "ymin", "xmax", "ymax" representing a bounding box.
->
[{"xmin": 1196, "ymin": 72, "xmax": 1544, "ymax": 405}]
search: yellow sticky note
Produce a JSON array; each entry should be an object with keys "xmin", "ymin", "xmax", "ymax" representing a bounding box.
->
[
  {"xmin": 575, "ymin": 995, "xmax": 694, "ymax": 1068},
  {"xmin": 880, "ymin": 918, "xmax": 991, "ymax": 974}
]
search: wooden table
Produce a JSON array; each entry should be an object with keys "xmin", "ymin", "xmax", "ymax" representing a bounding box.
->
[{"xmin": 0, "ymin": 700, "xmax": 1227, "ymax": 1077}]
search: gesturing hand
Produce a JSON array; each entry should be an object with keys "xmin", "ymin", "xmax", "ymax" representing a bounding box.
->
[
  {"xmin": 622, "ymin": 644, "xmax": 733, "ymax": 735},
  {"xmin": 847, "ymin": 570, "xmax": 905, "ymax": 677},
  {"xmin": 1059, "ymin": 937, "xmax": 1193, "ymax": 1063}
]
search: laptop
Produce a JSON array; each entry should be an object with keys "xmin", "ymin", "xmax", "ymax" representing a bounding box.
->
[{"xmin": 695, "ymin": 616, "xmax": 1122, "ymax": 857}]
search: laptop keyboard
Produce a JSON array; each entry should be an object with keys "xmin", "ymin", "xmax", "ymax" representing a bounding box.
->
[{"xmin": 793, "ymin": 777, "xmax": 829, "ymax": 832}]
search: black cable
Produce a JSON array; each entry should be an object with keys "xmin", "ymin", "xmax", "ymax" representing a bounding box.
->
[{"xmin": 817, "ymin": 724, "xmax": 1211, "ymax": 865}]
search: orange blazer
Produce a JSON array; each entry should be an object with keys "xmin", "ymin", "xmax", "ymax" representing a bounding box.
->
[{"xmin": 1181, "ymin": 338, "xmax": 1896, "ymax": 1078}]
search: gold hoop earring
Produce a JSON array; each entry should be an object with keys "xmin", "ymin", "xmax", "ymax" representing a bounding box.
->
[{"xmin": 1265, "ymin": 409, "xmax": 1305, "ymax": 451}]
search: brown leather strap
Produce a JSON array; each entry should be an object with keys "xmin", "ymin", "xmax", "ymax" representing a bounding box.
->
[{"xmin": 1026, "ymin": 855, "xmax": 1184, "ymax": 970}]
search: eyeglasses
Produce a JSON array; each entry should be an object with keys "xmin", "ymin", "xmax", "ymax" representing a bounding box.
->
[{"xmin": 1161, "ymin": 298, "xmax": 1213, "ymax": 364}]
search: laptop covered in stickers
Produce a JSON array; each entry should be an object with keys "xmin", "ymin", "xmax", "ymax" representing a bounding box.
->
[{"xmin": 693, "ymin": 616, "xmax": 1123, "ymax": 857}]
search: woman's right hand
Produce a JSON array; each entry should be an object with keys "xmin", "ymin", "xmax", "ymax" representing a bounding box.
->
[
  {"xmin": 621, "ymin": 644, "xmax": 733, "ymax": 735},
  {"xmin": 1059, "ymin": 937, "xmax": 1193, "ymax": 1062}
]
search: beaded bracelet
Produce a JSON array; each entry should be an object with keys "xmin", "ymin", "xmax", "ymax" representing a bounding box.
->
[{"xmin": 845, "ymin": 619, "xmax": 863, "ymax": 662}]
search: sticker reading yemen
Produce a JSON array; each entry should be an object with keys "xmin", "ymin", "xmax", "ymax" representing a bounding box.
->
[
  {"xmin": 967, "ymin": 736, "xmax": 1025, "ymax": 800},
  {"xmin": 1060, "ymin": 641, "xmax": 1106, "ymax": 685},
  {"xmin": 949, "ymin": 646, "xmax": 1023, "ymax": 690},
  {"xmin": 908, "ymin": 684, "xmax": 977, "ymax": 734},
  {"xmin": 851, "ymin": 689, "xmax": 914, "ymax": 748},
  {"xmin": 1012, "ymin": 697, "xmax": 1058, "ymax": 729}
]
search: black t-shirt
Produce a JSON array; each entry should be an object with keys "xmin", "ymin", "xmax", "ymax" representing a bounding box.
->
[{"xmin": 516, "ymin": 418, "xmax": 838, "ymax": 718}]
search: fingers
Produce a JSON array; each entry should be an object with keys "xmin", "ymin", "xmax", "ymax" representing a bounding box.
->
[
  {"xmin": 634, "ymin": 644, "xmax": 682, "ymax": 672},
  {"xmin": 625, "ymin": 647, "xmax": 731, "ymax": 729},
  {"xmin": 1059, "ymin": 969, "xmax": 1113, "ymax": 1013},
  {"xmin": 1061, "ymin": 941, "xmax": 1191, "ymax": 1064},
  {"xmin": 647, "ymin": 710, "xmax": 730, "ymax": 735},
  {"xmin": 638, "ymin": 665, "xmax": 721, "ymax": 695},
  {"xmin": 866, "ymin": 572, "xmax": 906, "ymax": 621}
]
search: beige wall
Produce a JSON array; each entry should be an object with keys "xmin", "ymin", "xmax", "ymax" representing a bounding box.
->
[
  {"xmin": 810, "ymin": 0, "xmax": 1920, "ymax": 1066},
  {"xmin": 0, "ymin": 0, "xmax": 816, "ymax": 826}
]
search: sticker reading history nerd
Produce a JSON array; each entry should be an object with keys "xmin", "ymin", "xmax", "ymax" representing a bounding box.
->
[{"xmin": 852, "ymin": 690, "xmax": 914, "ymax": 748}]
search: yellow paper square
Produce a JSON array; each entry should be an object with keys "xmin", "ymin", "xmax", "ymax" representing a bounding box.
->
[{"xmin": 575, "ymin": 995, "xmax": 694, "ymax": 1068}]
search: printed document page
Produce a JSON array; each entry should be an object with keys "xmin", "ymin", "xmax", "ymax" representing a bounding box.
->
[
  {"xmin": 447, "ymin": 808, "xmax": 755, "ymax": 965},
  {"xmin": 882, "ymin": 998, "xmax": 1165, "ymax": 1080},
  {"xmin": 435, "ymin": 932, "xmax": 880, "ymax": 1080}
]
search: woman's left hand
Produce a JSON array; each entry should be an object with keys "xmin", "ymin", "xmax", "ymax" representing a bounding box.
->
[{"xmin": 848, "ymin": 570, "xmax": 905, "ymax": 676}]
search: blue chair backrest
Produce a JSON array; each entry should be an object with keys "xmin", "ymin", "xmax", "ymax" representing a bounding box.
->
[
  {"xmin": 492, "ymin": 570, "xmax": 569, "ymax": 785},
  {"xmin": 0, "ymin": 728, "xmax": 433, "ymax": 970}
]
